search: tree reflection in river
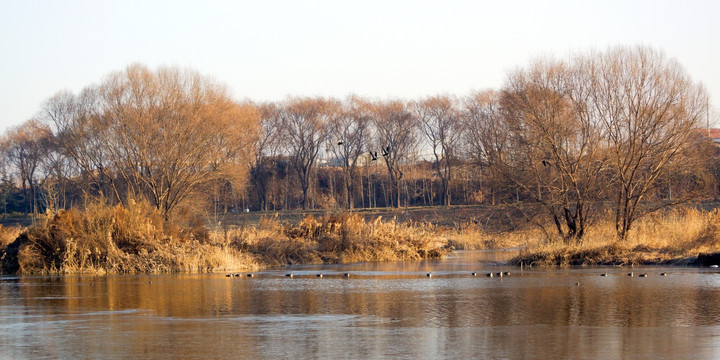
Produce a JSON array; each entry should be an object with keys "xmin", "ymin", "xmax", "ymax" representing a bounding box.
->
[{"xmin": 2, "ymin": 251, "xmax": 720, "ymax": 359}]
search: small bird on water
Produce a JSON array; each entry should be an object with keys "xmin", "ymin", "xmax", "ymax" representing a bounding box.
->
[
  {"xmin": 285, "ymin": 273, "xmax": 294, "ymax": 278},
  {"xmin": 426, "ymin": 272, "xmax": 432, "ymax": 278}
]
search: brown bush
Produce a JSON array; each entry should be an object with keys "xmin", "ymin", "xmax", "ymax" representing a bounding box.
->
[
  {"xmin": 228, "ymin": 213, "xmax": 450, "ymax": 266},
  {"xmin": 1, "ymin": 200, "xmax": 258, "ymax": 274},
  {"xmin": 510, "ymin": 207, "xmax": 720, "ymax": 266},
  {"xmin": 0, "ymin": 225, "xmax": 23, "ymax": 247}
]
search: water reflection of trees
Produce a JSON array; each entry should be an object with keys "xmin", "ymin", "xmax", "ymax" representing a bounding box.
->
[{"xmin": 8, "ymin": 273, "xmax": 720, "ymax": 358}]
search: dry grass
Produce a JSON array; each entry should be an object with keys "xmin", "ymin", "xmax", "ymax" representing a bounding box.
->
[
  {"xmin": 1, "ymin": 201, "xmax": 259, "ymax": 274},
  {"xmin": 444, "ymin": 220, "xmax": 540, "ymax": 250},
  {"xmin": 10, "ymin": 202, "xmax": 715, "ymax": 273},
  {"xmin": 1, "ymin": 207, "xmax": 450, "ymax": 274},
  {"xmin": 511, "ymin": 207, "xmax": 720, "ymax": 266},
  {"xmin": 0, "ymin": 225, "xmax": 23, "ymax": 248},
  {"xmin": 226, "ymin": 213, "xmax": 450, "ymax": 266}
]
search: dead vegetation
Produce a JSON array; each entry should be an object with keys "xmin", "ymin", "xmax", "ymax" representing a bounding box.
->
[
  {"xmin": 227, "ymin": 213, "xmax": 449, "ymax": 267},
  {"xmin": 510, "ymin": 207, "xmax": 720, "ymax": 266},
  {"xmin": 1, "ymin": 201, "xmax": 259, "ymax": 274},
  {"xmin": 5, "ymin": 202, "xmax": 720, "ymax": 274},
  {"xmin": 0, "ymin": 225, "xmax": 22, "ymax": 248},
  {"xmin": 0, "ymin": 203, "xmax": 451, "ymax": 274}
]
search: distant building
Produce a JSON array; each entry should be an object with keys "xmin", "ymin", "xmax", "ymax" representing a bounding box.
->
[{"xmin": 696, "ymin": 128, "xmax": 720, "ymax": 144}]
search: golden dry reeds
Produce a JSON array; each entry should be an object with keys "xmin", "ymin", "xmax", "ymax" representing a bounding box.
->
[
  {"xmin": 8, "ymin": 202, "xmax": 717, "ymax": 273},
  {"xmin": 0, "ymin": 225, "xmax": 22, "ymax": 248},
  {"xmin": 511, "ymin": 207, "xmax": 720, "ymax": 266},
  {"xmin": 1, "ymin": 207, "xmax": 451, "ymax": 274},
  {"xmin": 443, "ymin": 220, "xmax": 540, "ymax": 250},
  {"xmin": 1, "ymin": 201, "xmax": 258, "ymax": 274},
  {"xmin": 226, "ymin": 213, "xmax": 450, "ymax": 267}
]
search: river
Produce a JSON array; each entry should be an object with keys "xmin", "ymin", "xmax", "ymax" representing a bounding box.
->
[{"xmin": 2, "ymin": 250, "xmax": 720, "ymax": 359}]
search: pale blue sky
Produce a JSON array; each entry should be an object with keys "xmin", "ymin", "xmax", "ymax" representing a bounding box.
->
[{"xmin": 1, "ymin": 0, "xmax": 718, "ymax": 133}]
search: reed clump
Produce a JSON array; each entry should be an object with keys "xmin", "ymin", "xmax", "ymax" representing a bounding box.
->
[
  {"xmin": 1, "ymin": 201, "xmax": 258, "ymax": 274},
  {"xmin": 0, "ymin": 225, "xmax": 22, "ymax": 248},
  {"xmin": 510, "ymin": 207, "xmax": 720, "ymax": 266},
  {"xmin": 444, "ymin": 220, "xmax": 539, "ymax": 250},
  {"xmin": 230, "ymin": 213, "xmax": 450, "ymax": 266},
  {"xmin": 1, "ymin": 207, "xmax": 450, "ymax": 274}
]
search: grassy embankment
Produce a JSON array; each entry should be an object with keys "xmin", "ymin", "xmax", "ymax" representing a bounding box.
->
[
  {"xmin": 0, "ymin": 201, "xmax": 259, "ymax": 274},
  {"xmin": 0, "ymin": 202, "xmax": 462, "ymax": 274},
  {"xmin": 510, "ymin": 207, "xmax": 720, "ymax": 266},
  {"xmin": 3, "ymin": 202, "xmax": 719, "ymax": 274}
]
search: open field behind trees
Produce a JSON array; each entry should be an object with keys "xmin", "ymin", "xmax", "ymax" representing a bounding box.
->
[{"xmin": 1, "ymin": 45, "xmax": 719, "ymax": 272}]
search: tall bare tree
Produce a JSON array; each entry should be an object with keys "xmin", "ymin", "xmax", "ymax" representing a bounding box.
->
[
  {"xmin": 497, "ymin": 59, "xmax": 609, "ymax": 241},
  {"xmin": 45, "ymin": 64, "xmax": 259, "ymax": 219},
  {"xmin": 279, "ymin": 97, "xmax": 330, "ymax": 210},
  {"xmin": 41, "ymin": 88, "xmax": 128, "ymax": 203},
  {"xmin": 462, "ymin": 90, "xmax": 511, "ymax": 205},
  {"xmin": 251, "ymin": 102, "xmax": 283, "ymax": 211},
  {"xmin": 327, "ymin": 96, "xmax": 371, "ymax": 209},
  {"xmin": 372, "ymin": 100, "xmax": 418, "ymax": 208},
  {"xmin": 1, "ymin": 120, "xmax": 50, "ymax": 213},
  {"xmin": 584, "ymin": 46, "xmax": 709, "ymax": 239},
  {"xmin": 414, "ymin": 95, "xmax": 464, "ymax": 206}
]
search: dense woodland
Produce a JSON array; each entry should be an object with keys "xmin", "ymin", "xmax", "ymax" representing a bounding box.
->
[{"xmin": 1, "ymin": 46, "xmax": 717, "ymax": 241}]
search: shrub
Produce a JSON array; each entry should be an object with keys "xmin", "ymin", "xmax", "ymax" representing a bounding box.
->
[{"xmin": 1, "ymin": 200, "xmax": 258, "ymax": 274}]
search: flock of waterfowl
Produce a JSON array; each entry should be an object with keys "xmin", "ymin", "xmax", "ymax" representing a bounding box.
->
[
  {"xmin": 226, "ymin": 270, "xmax": 678, "ymax": 279},
  {"xmin": 225, "ymin": 271, "xmax": 513, "ymax": 278},
  {"xmin": 600, "ymin": 272, "xmax": 668, "ymax": 277}
]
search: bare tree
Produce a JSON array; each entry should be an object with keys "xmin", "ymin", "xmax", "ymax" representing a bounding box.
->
[
  {"xmin": 1, "ymin": 120, "xmax": 50, "ymax": 213},
  {"xmin": 414, "ymin": 95, "xmax": 464, "ymax": 206},
  {"xmin": 585, "ymin": 46, "xmax": 710, "ymax": 239},
  {"xmin": 0, "ymin": 159, "xmax": 11, "ymax": 218},
  {"xmin": 251, "ymin": 102, "xmax": 283, "ymax": 211},
  {"xmin": 372, "ymin": 100, "xmax": 419, "ymax": 208},
  {"xmin": 327, "ymin": 96, "xmax": 371, "ymax": 209},
  {"xmin": 41, "ymin": 89, "xmax": 125, "ymax": 203},
  {"xmin": 52, "ymin": 64, "xmax": 260, "ymax": 219},
  {"xmin": 462, "ymin": 90, "xmax": 511, "ymax": 205},
  {"xmin": 496, "ymin": 59, "xmax": 609, "ymax": 241},
  {"xmin": 279, "ymin": 97, "xmax": 330, "ymax": 210}
]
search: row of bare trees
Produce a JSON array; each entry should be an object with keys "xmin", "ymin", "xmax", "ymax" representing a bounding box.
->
[
  {"xmin": 1, "ymin": 64, "xmax": 259, "ymax": 220},
  {"xmin": 463, "ymin": 47, "xmax": 711, "ymax": 240},
  {"xmin": 0, "ymin": 46, "xmax": 715, "ymax": 241}
]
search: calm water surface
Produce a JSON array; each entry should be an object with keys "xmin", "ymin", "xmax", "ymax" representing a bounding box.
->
[{"xmin": 2, "ymin": 250, "xmax": 720, "ymax": 359}]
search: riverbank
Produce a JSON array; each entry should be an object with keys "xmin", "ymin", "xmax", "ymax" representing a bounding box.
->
[
  {"xmin": 0, "ymin": 203, "xmax": 454, "ymax": 274},
  {"xmin": 3, "ymin": 203, "xmax": 720, "ymax": 274},
  {"xmin": 0, "ymin": 202, "xmax": 261, "ymax": 274},
  {"xmin": 509, "ymin": 207, "xmax": 720, "ymax": 267}
]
